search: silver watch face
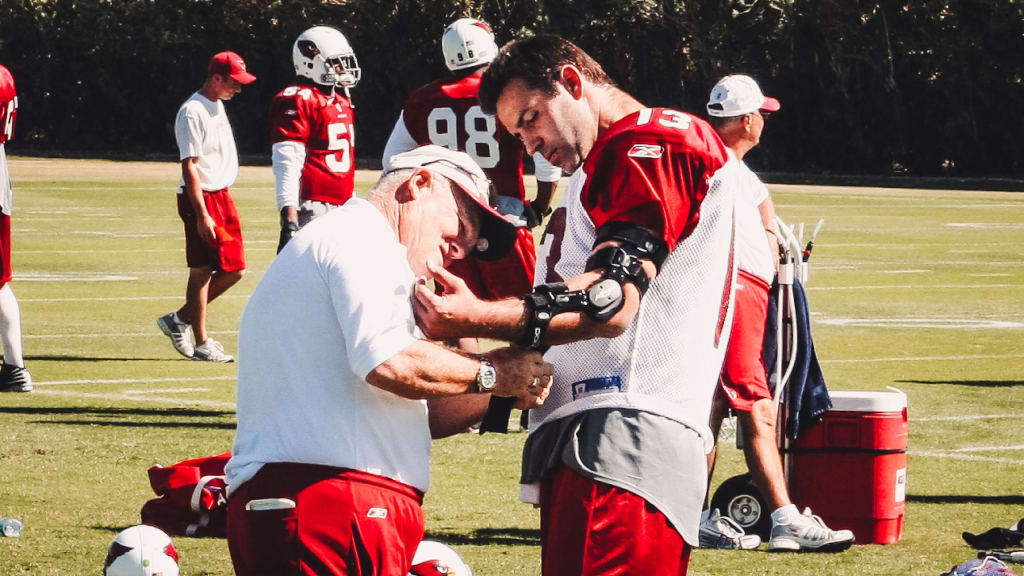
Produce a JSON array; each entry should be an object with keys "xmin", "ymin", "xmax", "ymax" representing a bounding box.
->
[{"xmin": 478, "ymin": 362, "xmax": 497, "ymax": 392}]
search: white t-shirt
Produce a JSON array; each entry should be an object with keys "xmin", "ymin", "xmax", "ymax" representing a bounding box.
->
[
  {"xmin": 174, "ymin": 92, "xmax": 239, "ymax": 193},
  {"xmin": 731, "ymin": 153, "xmax": 775, "ymax": 284},
  {"xmin": 226, "ymin": 198, "xmax": 430, "ymax": 493}
]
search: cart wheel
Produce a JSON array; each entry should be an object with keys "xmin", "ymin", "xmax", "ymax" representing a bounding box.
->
[{"xmin": 709, "ymin": 474, "xmax": 771, "ymax": 540}]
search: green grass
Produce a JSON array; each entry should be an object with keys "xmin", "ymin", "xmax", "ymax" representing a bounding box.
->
[{"xmin": 0, "ymin": 158, "xmax": 1022, "ymax": 575}]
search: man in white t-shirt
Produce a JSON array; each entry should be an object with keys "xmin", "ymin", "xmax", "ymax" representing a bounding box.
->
[
  {"xmin": 702, "ymin": 74, "xmax": 854, "ymax": 552},
  {"xmin": 159, "ymin": 52, "xmax": 255, "ymax": 363},
  {"xmin": 225, "ymin": 145, "xmax": 554, "ymax": 576}
]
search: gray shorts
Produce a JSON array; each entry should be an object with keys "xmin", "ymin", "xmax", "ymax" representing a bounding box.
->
[{"xmin": 297, "ymin": 200, "xmax": 341, "ymax": 228}]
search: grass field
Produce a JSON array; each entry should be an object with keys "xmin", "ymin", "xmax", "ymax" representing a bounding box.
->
[{"xmin": 0, "ymin": 157, "xmax": 1021, "ymax": 575}]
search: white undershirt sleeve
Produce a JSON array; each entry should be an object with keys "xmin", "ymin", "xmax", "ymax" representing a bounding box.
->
[
  {"xmin": 381, "ymin": 112, "xmax": 418, "ymax": 172},
  {"xmin": 272, "ymin": 141, "xmax": 307, "ymax": 211},
  {"xmin": 532, "ymin": 152, "xmax": 563, "ymax": 183}
]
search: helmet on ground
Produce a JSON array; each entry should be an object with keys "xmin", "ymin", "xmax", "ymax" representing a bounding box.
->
[
  {"xmin": 104, "ymin": 525, "xmax": 180, "ymax": 576},
  {"xmin": 407, "ymin": 541, "xmax": 473, "ymax": 576},
  {"xmin": 441, "ymin": 18, "xmax": 497, "ymax": 72},
  {"xmin": 293, "ymin": 25, "xmax": 360, "ymax": 88}
]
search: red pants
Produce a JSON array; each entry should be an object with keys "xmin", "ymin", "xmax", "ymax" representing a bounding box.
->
[
  {"xmin": 177, "ymin": 188, "xmax": 246, "ymax": 272},
  {"xmin": 718, "ymin": 270, "xmax": 772, "ymax": 412},
  {"xmin": 227, "ymin": 464, "xmax": 424, "ymax": 576},
  {"xmin": 540, "ymin": 465, "xmax": 691, "ymax": 576},
  {"xmin": 447, "ymin": 227, "xmax": 535, "ymax": 299}
]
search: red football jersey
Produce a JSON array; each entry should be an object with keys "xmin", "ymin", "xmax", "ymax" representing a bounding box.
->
[
  {"xmin": 269, "ymin": 85, "xmax": 355, "ymax": 205},
  {"xmin": 402, "ymin": 74, "xmax": 526, "ymax": 200},
  {"xmin": 0, "ymin": 65, "xmax": 16, "ymax": 145},
  {"xmin": 580, "ymin": 107, "xmax": 729, "ymax": 250}
]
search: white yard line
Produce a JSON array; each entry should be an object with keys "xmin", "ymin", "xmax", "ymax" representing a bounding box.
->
[
  {"xmin": 25, "ymin": 330, "xmax": 238, "ymax": 339},
  {"xmin": 808, "ymin": 284, "xmax": 1018, "ymax": 291},
  {"xmin": 821, "ymin": 353, "xmax": 1024, "ymax": 364},
  {"xmin": 916, "ymin": 414, "xmax": 1023, "ymax": 422},
  {"xmin": 123, "ymin": 388, "xmax": 212, "ymax": 394},
  {"xmin": 911, "ymin": 451, "xmax": 1024, "ymax": 465},
  {"xmin": 34, "ymin": 375, "xmax": 235, "ymax": 387},
  {"xmin": 945, "ymin": 444, "xmax": 1024, "ymax": 453},
  {"xmin": 31, "ymin": 388, "xmax": 235, "ymax": 410}
]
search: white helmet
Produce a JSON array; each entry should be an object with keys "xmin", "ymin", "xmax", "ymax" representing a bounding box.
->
[
  {"xmin": 104, "ymin": 525, "xmax": 180, "ymax": 576},
  {"xmin": 293, "ymin": 26, "xmax": 360, "ymax": 88},
  {"xmin": 441, "ymin": 18, "xmax": 497, "ymax": 72},
  {"xmin": 407, "ymin": 541, "xmax": 473, "ymax": 576}
]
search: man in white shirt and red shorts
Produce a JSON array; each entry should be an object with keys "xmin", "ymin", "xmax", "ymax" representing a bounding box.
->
[
  {"xmin": 700, "ymin": 74, "xmax": 854, "ymax": 553},
  {"xmin": 158, "ymin": 51, "xmax": 255, "ymax": 363}
]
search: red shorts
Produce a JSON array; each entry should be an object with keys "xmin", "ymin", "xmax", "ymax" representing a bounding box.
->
[
  {"xmin": 177, "ymin": 189, "xmax": 246, "ymax": 272},
  {"xmin": 540, "ymin": 465, "xmax": 691, "ymax": 576},
  {"xmin": 719, "ymin": 270, "xmax": 772, "ymax": 412},
  {"xmin": 0, "ymin": 212, "xmax": 11, "ymax": 285},
  {"xmin": 447, "ymin": 227, "xmax": 535, "ymax": 299},
  {"xmin": 227, "ymin": 464, "xmax": 425, "ymax": 576}
]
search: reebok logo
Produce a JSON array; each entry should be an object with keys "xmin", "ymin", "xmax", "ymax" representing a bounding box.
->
[
  {"xmin": 626, "ymin": 144, "xmax": 663, "ymax": 159},
  {"xmin": 366, "ymin": 507, "xmax": 388, "ymax": 519}
]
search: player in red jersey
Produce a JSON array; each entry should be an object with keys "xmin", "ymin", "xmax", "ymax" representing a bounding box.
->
[
  {"xmin": 271, "ymin": 25, "xmax": 360, "ymax": 252},
  {"xmin": 413, "ymin": 36, "xmax": 740, "ymax": 575},
  {"xmin": 0, "ymin": 64, "xmax": 30, "ymax": 392},
  {"xmin": 382, "ymin": 18, "xmax": 562, "ymax": 301}
]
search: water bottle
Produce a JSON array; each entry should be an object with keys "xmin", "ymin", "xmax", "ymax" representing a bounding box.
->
[{"xmin": 0, "ymin": 518, "xmax": 23, "ymax": 537}]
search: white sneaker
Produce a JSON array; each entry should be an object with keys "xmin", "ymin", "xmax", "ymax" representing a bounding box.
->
[
  {"xmin": 192, "ymin": 338, "xmax": 234, "ymax": 363},
  {"xmin": 699, "ymin": 509, "xmax": 762, "ymax": 550},
  {"xmin": 768, "ymin": 508, "xmax": 855, "ymax": 552},
  {"xmin": 157, "ymin": 312, "xmax": 194, "ymax": 358}
]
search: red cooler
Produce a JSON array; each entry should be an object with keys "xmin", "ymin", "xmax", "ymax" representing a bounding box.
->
[{"xmin": 786, "ymin": 390, "xmax": 908, "ymax": 545}]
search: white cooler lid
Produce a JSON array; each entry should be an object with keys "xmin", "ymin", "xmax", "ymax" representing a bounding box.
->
[{"xmin": 828, "ymin": 390, "xmax": 907, "ymax": 413}]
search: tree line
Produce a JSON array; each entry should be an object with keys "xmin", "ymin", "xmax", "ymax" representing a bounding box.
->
[{"xmin": 1, "ymin": 0, "xmax": 1021, "ymax": 179}]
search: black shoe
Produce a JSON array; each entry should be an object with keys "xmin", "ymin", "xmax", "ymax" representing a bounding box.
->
[{"xmin": 0, "ymin": 363, "xmax": 32, "ymax": 392}]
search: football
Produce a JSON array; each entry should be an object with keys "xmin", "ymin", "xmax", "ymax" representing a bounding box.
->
[
  {"xmin": 104, "ymin": 525, "xmax": 180, "ymax": 576},
  {"xmin": 408, "ymin": 540, "xmax": 473, "ymax": 576}
]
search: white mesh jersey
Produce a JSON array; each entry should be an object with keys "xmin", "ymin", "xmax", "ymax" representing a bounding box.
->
[{"xmin": 530, "ymin": 108, "xmax": 738, "ymax": 449}]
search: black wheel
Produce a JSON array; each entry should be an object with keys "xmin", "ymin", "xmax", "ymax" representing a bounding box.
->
[{"xmin": 709, "ymin": 473, "xmax": 771, "ymax": 540}]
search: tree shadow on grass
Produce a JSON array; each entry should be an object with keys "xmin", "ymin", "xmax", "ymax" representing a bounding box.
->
[
  {"xmin": 897, "ymin": 379, "xmax": 1024, "ymax": 388},
  {"xmin": 25, "ymin": 354, "xmax": 178, "ymax": 362},
  {"xmin": 909, "ymin": 494, "xmax": 1024, "ymax": 505},
  {"xmin": 0, "ymin": 406, "xmax": 232, "ymax": 417},
  {"xmin": 424, "ymin": 528, "xmax": 540, "ymax": 547}
]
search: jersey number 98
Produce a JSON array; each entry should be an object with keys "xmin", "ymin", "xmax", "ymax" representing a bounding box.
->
[{"xmin": 426, "ymin": 105, "xmax": 499, "ymax": 168}]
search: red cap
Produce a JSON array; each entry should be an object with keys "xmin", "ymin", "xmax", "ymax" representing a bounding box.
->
[{"xmin": 208, "ymin": 51, "xmax": 256, "ymax": 84}]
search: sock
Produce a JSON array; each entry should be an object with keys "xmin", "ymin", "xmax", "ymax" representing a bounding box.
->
[
  {"xmin": 771, "ymin": 504, "xmax": 800, "ymax": 526},
  {"xmin": 0, "ymin": 284, "xmax": 24, "ymax": 367},
  {"xmin": 701, "ymin": 508, "xmax": 713, "ymax": 523}
]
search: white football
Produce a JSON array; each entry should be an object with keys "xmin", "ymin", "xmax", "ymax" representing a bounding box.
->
[
  {"xmin": 104, "ymin": 525, "xmax": 180, "ymax": 576},
  {"xmin": 408, "ymin": 540, "xmax": 473, "ymax": 576}
]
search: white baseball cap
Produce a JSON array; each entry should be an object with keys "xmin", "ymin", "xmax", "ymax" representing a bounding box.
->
[
  {"xmin": 706, "ymin": 74, "xmax": 780, "ymax": 117},
  {"xmin": 385, "ymin": 145, "xmax": 517, "ymax": 261}
]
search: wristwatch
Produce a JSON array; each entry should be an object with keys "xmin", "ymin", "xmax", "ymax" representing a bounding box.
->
[{"xmin": 475, "ymin": 356, "xmax": 497, "ymax": 393}]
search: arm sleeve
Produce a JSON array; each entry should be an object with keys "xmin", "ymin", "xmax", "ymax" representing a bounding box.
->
[
  {"xmin": 381, "ymin": 112, "xmax": 418, "ymax": 172},
  {"xmin": 532, "ymin": 152, "xmax": 563, "ymax": 183},
  {"xmin": 272, "ymin": 141, "xmax": 306, "ymax": 211}
]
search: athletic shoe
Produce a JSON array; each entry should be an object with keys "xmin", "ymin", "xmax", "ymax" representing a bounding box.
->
[
  {"xmin": 192, "ymin": 338, "xmax": 234, "ymax": 363},
  {"xmin": 699, "ymin": 508, "xmax": 762, "ymax": 550},
  {"xmin": 0, "ymin": 364, "xmax": 32, "ymax": 392},
  {"xmin": 768, "ymin": 508, "xmax": 855, "ymax": 552},
  {"xmin": 157, "ymin": 312, "xmax": 194, "ymax": 358}
]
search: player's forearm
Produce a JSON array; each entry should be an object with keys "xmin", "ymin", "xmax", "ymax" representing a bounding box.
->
[
  {"xmin": 181, "ymin": 159, "xmax": 207, "ymax": 216},
  {"xmin": 366, "ymin": 340, "xmax": 480, "ymax": 400},
  {"xmin": 280, "ymin": 206, "xmax": 298, "ymax": 225},
  {"xmin": 532, "ymin": 180, "xmax": 557, "ymax": 215}
]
